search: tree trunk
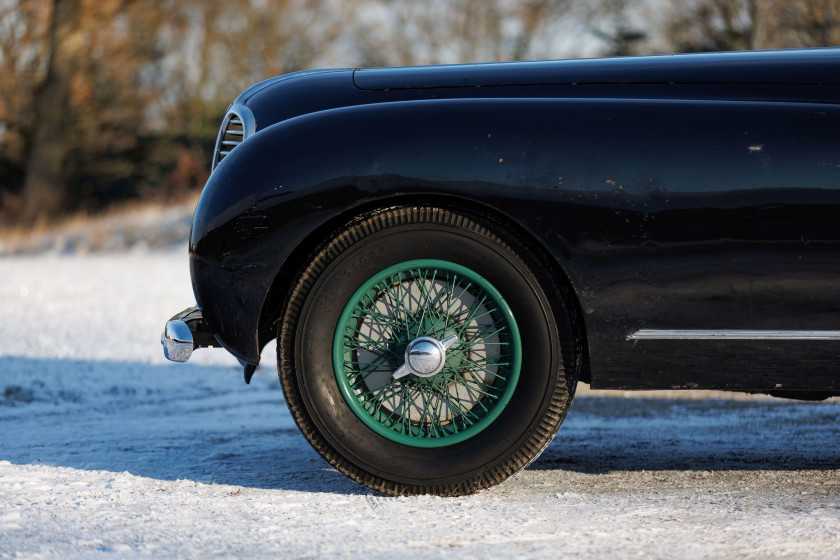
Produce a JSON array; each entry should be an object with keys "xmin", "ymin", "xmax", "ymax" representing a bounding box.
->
[{"xmin": 21, "ymin": 0, "xmax": 81, "ymax": 221}]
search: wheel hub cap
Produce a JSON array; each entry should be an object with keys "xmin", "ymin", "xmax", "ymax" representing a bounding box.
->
[
  {"xmin": 393, "ymin": 334, "xmax": 457, "ymax": 379},
  {"xmin": 407, "ymin": 337, "xmax": 444, "ymax": 377}
]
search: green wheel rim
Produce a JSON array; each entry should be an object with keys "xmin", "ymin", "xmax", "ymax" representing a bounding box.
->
[{"xmin": 333, "ymin": 259, "xmax": 522, "ymax": 448}]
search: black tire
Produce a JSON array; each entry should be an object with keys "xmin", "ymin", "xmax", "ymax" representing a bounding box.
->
[{"xmin": 278, "ymin": 206, "xmax": 580, "ymax": 496}]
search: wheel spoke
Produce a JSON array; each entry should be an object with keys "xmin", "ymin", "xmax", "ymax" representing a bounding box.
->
[
  {"xmin": 334, "ymin": 259, "xmax": 521, "ymax": 447},
  {"xmin": 451, "ymin": 370, "xmax": 500, "ymax": 402}
]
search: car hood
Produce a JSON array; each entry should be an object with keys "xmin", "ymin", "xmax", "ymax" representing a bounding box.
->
[{"xmin": 353, "ymin": 48, "xmax": 840, "ymax": 90}]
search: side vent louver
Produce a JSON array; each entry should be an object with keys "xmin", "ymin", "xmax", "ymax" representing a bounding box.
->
[{"xmin": 212, "ymin": 113, "xmax": 245, "ymax": 171}]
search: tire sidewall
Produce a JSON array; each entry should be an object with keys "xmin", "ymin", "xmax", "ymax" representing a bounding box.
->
[{"xmin": 294, "ymin": 219, "xmax": 563, "ymax": 485}]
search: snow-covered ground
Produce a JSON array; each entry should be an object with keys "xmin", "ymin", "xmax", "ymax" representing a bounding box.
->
[
  {"xmin": 1, "ymin": 248, "xmax": 839, "ymax": 558},
  {"xmin": 0, "ymin": 198, "xmax": 195, "ymax": 257}
]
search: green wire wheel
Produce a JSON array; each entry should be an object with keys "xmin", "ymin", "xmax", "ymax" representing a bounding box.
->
[
  {"xmin": 333, "ymin": 260, "xmax": 522, "ymax": 447},
  {"xmin": 278, "ymin": 206, "xmax": 580, "ymax": 496}
]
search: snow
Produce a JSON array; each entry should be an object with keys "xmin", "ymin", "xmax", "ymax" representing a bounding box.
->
[
  {"xmin": 0, "ymin": 199, "xmax": 195, "ymax": 257},
  {"xmin": 1, "ymin": 249, "xmax": 839, "ymax": 558}
]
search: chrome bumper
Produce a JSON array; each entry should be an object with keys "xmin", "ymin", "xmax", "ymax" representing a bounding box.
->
[{"xmin": 161, "ymin": 307, "xmax": 220, "ymax": 362}]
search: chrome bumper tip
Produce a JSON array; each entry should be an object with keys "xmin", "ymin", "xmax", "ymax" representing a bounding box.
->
[
  {"xmin": 161, "ymin": 307, "xmax": 220, "ymax": 363},
  {"xmin": 162, "ymin": 320, "xmax": 194, "ymax": 362}
]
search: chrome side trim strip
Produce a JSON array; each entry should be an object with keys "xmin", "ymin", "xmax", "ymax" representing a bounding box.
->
[{"xmin": 627, "ymin": 329, "xmax": 840, "ymax": 341}]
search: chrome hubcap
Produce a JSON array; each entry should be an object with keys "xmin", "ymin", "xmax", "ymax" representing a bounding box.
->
[
  {"xmin": 407, "ymin": 338, "xmax": 443, "ymax": 376},
  {"xmin": 393, "ymin": 334, "xmax": 458, "ymax": 379}
]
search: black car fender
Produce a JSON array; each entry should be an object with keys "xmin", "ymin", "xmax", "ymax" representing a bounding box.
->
[
  {"xmin": 190, "ymin": 95, "xmax": 840, "ymax": 390},
  {"xmin": 191, "ymin": 96, "xmax": 596, "ymax": 365}
]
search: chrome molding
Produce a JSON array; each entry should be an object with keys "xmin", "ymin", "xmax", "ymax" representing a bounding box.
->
[
  {"xmin": 393, "ymin": 334, "xmax": 458, "ymax": 379},
  {"xmin": 628, "ymin": 329, "xmax": 840, "ymax": 341}
]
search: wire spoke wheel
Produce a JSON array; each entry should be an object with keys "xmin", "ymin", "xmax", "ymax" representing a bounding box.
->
[
  {"xmin": 334, "ymin": 260, "xmax": 521, "ymax": 447},
  {"xmin": 278, "ymin": 206, "xmax": 579, "ymax": 496}
]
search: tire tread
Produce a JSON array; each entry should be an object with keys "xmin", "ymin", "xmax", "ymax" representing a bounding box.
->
[{"xmin": 278, "ymin": 205, "xmax": 579, "ymax": 496}]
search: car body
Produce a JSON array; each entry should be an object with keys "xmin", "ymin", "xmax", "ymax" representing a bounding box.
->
[{"xmin": 162, "ymin": 48, "xmax": 840, "ymax": 495}]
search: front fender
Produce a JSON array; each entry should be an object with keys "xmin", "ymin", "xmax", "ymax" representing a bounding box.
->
[{"xmin": 191, "ymin": 97, "xmax": 588, "ymax": 363}]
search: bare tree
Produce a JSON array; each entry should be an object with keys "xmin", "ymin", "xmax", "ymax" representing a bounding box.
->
[
  {"xmin": 19, "ymin": 0, "xmax": 81, "ymax": 219},
  {"xmin": 0, "ymin": 1, "xmax": 52, "ymax": 180},
  {"xmin": 658, "ymin": 0, "xmax": 840, "ymax": 53},
  {"xmin": 348, "ymin": 0, "xmax": 575, "ymax": 67},
  {"xmin": 662, "ymin": 0, "xmax": 757, "ymax": 53},
  {"xmin": 585, "ymin": 0, "xmax": 649, "ymax": 56},
  {"xmin": 758, "ymin": 0, "xmax": 840, "ymax": 48},
  {"xmin": 9, "ymin": 0, "xmax": 172, "ymax": 220}
]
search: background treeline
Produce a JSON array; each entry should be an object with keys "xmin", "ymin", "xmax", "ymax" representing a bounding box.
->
[{"xmin": 1, "ymin": 0, "xmax": 839, "ymax": 225}]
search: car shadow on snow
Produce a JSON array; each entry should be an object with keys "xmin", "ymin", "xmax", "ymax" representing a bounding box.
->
[
  {"xmin": 530, "ymin": 393, "xmax": 840, "ymax": 474},
  {"xmin": 1, "ymin": 356, "xmax": 838, "ymax": 492}
]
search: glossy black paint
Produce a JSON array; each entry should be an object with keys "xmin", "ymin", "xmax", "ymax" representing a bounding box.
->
[
  {"xmin": 353, "ymin": 48, "xmax": 840, "ymax": 88},
  {"xmin": 190, "ymin": 49, "xmax": 840, "ymax": 391}
]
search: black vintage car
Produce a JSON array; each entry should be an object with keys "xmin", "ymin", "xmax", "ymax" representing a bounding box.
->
[{"xmin": 162, "ymin": 48, "xmax": 840, "ymax": 496}]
